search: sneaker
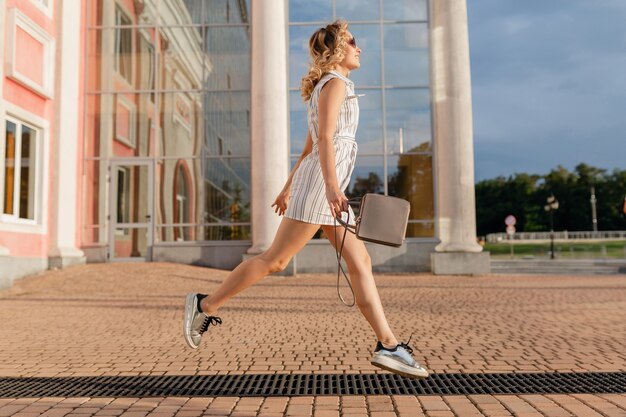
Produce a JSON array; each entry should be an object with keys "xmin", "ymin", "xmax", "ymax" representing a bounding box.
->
[
  {"xmin": 183, "ymin": 293, "xmax": 222, "ymax": 349},
  {"xmin": 370, "ymin": 335, "xmax": 429, "ymax": 379}
]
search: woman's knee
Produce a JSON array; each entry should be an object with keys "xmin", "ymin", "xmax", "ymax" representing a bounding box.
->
[
  {"xmin": 260, "ymin": 255, "xmax": 291, "ymax": 274},
  {"xmin": 347, "ymin": 251, "xmax": 372, "ymax": 273}
]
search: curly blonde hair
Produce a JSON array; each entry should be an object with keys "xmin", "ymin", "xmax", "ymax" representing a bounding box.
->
[{"xmin": 300, "ymin": 20, "xmax": 350, "ymax": 101}]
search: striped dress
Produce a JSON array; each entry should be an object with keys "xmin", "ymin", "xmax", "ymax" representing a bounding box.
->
[{"xmin": 285, "ymin": 70, "xmax": 360, "ymax": 226}]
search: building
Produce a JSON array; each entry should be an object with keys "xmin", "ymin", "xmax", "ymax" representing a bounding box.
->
[{"xmin": 0, "ymin": 0, "xmax": 489, "ymax": 289}]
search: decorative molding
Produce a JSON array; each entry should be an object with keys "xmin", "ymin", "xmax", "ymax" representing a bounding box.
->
[
  {"xmin": 5, "ymin": 7, "xmax": 55, "ymax": 98},
  {"xmin": 28, "ymin": 0, "xmax": 54, "ymax": 19},
  {"xmin": 114, "ymin": 94, "xmax": 137, "ymax": 148}
]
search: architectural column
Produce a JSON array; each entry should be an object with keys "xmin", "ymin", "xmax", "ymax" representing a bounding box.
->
[
  {"xmin": 248, "ymin": 0, "xmax": 289, "ymax": 254},
  {"xmin": 48, "ymin": 0, "xmax": 85, "ymax": 268},
  {"xmin": 429, "ymin": 0, "xmax": 490, "ymax": 274}
]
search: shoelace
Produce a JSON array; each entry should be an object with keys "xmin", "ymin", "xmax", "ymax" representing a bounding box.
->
[
  {"xmin": 199, "ymin": 316, "xmax": 222, "ymax": 334},
  {"xmin": 397, "ymin": 332, "xmax": 414, "ymax": 354}
]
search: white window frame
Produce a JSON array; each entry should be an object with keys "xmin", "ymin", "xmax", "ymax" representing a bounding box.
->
[
  {"xmin": 28, "ymin": 0, "xmax": 54, "ymax": 19},
  {"xmin": 0, "ymin": 106, "xmax": 48, "ymax": 234},
  {"xmin": 113, "ymin": 4, "xmax": 134, "ymax": 86},
  {"xmin": 5, "ymin": 8, "xmax": 55, "ymax": 98},
  {"xmin": 114, "ymin": 94, "xmax": 137, "ymax": 148}
]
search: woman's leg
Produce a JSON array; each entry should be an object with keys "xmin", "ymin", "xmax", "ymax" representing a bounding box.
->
[
  {"xmin": 320, "ymin": 225, "xmax": 399, "ymax": 348},
  {"xmin": 201, "ymin": 218, "xmax": 321, "ymax": 315}
]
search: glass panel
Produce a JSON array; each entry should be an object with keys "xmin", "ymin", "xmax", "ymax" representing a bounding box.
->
[
  {"xmin": 407, "ymin": 221, "xmax": 434, "ymax": 238},
  {"xmin": 348, "ymin": 24, "xmax": 381, "ymax": 86},
  {"xmin": 354, "ymin": 89, "xmax": 383, "ymax": 154},
  {"xmin": 113, "ymin": 227, "xmax": 148, "ymax": 258},
  {"xmin": 156, "ymin": 224, "xmax": 251, "ymax": 242},
  {"xmin": 201, "ymin": 91, "xmax": 251, "ymax": 157},
  {"xmin": 289, "ymin": 90, "xmax": 309, "ymax": 154},
  {"xmin": 114, "ymin": 7, "xmax": 133, "ymax": 83},
  {"xmin": 85, "ymin": 93, "xmax": 156, "ymax": 158},
  {"xmin": 336, "ymin": 0, "xmax": 380, "ymax": 21},
  {"xmin": 83, "ymin": 159, "xmax": 106, "ymax": 243},
  {"xmin": 387, "ymin": 153, "xmax": 434, "ymax": 220},
  {"xmin": 160, "ymin": 27, "xmax": 205, "ymax": 91},
  {"xmin": 289, "ymin": 0, "xmax": 332, "ymax": 22},
  {"xmin": 157, "ymin": 92, "xmax": 202, "ymax": 157},
  {"xmin": 87, "ymin": 28, "xmax": 156, "ymax": 92},
  {"xmin": 383, "ymin": 23, "xmax": 429, "ymax": 86},
  {"xmin": 204, "ymin": 26, "xmax": 251, "ymax": 90},
  {"xmin": 19, "ymin": 125, "xmax": 36, "ymax": 220},
  {"xmin": 155, "ymin": 157, "xmax": 251, "ymax": 242},
  {"xmin": 347, "ymin": 155, "xmax": 384, "ymax": 198},
  {"xmin": 384, "ymin": 88, "xmax": 431, "ymax": 154},
  {"xmin": 289, "ymin": 25, "xmax": 317, "ymax": 90},
  {"xmin": 164, "ymin": 0, "xmax": 250, "ymax": 25},
  {"xmin": 383, "ymin": 0, "xmax": 428, "ymax": 21},
  {"xmin": 3, "ymin": 121, "xmax": 16, "ymax": 215}
]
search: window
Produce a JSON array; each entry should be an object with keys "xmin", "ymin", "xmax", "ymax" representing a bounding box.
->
[
  {"xmin": 3, "ymin": 119, "xmax": 39, "ymax": 221},
  {"xmin": 114, "ymin": 6, "xmax": 132, "ymax": 82}
]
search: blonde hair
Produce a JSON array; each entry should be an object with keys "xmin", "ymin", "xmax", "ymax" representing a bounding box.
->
[{"xmin": 300, "ymin": 20, "xmax": 350, "ymax": 101}]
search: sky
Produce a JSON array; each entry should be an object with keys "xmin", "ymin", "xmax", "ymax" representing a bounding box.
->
[{"xmin": 466, "ymin": 0, "xmax": 626, "ymax": 182}]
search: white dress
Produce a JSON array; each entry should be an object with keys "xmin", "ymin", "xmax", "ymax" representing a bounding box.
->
[{"xmin": 285, "ymin": 70, "xmax": 360, "ymax": 226}]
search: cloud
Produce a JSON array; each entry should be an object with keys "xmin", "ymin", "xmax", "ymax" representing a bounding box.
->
[{"xmin": 468, "ymin": 0, "xmax": 626, "ymax": 181}]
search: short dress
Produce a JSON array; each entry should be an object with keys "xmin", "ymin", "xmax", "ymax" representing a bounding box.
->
[{"xmin": 285, "ymin": 70, "xmax": 360, "ymax": 226}]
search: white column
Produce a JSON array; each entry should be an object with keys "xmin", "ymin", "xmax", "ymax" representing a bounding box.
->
[
  {"xmin": 248, "ymin": 0, "xmax": 289, "ymax": 254},
  {"xmin": 430, "ymin": 0, "xmax": 482, "ymax": 253},
  {"xmin": 48, "ymin": 0, "xmax": 85, "ymax": 267}
]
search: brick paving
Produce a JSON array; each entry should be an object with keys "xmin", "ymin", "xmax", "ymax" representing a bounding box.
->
[{"xmin": 0, "ymin": 262, "xmax": 625, "ymax": 416}]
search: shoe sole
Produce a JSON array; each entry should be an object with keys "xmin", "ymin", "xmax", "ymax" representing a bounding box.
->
[
  {"xmin": 183, "ymin": 293, "xmax": 199, "ymax": 349},
  {"xmin": 371, "ymin": 356, "xmax": 429, "ymax": 379}
]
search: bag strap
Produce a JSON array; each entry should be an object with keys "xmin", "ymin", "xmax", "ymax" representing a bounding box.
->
[{"xmin": 333, "ymin": 197, "xmax": 362, "ymax": 307}]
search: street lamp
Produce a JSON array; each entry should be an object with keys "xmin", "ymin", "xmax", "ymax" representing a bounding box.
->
[{"xmin": 544, "ymin": 195, "xmax": 559, "ymax": 259}]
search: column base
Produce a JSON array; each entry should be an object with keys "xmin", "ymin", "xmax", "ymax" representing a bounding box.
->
[
  {"xmin": 48, "ymin": 247, "xmax": 86, "ymax": 270},
  {"xmin": 431, "ymin": 251, "xmax": 491, "ymax": 275}
]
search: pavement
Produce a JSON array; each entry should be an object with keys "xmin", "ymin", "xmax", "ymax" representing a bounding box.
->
[{"xmin": 0, "ymin": 262, "xmax": 625, "ymax": 416}]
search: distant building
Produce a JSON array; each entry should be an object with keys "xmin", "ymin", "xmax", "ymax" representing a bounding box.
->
[{"xmin": 0, "ymin": 0, "xmax": 488, "ymax": 288}]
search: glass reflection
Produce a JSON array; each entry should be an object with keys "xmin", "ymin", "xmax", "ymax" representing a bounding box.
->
[
  {"xmin": 289, "ymin": 90, "xmax": 308, "ymax": 155},
  {"xmin": 204, "ymin": 26, "xmax": 251, "ymax": 90},
  {"xmin": 289, "ymin": 0, "xmax": 332, "ymax": 22},
  {"xmin": 158, "ymin": 0, "xmax": 250, "ymax": 25},
  {"xmin": 387, "ymin": 153, "xmax": 434, "ymax": 220},
  {"xmin": 289, "ymin": 25, "xmax": 316, "ymax": 89},
  {"xmin": 384, "ymin": 23, "xmax": 429, "ymax": 86},
  {"xmin": 354, "ymin": 90, "xmax": 383, "ymax": 154},
  {"xmin": 87, "ymin": 28, "xmax": 157, "ymax": 92},
  {"xmin": 384, "ymin": 88, "xmax": 431, "ymax": 154},
  {"xmin": 347, "ymin": 155, "xmax": 384, "ymax": 198},
  {"xmin": 336, "ymin": 0, "xmax": 380, "ymax": 21},
  {"xmin": 383, "ymin": 0, "xmax": 428, "ymax": 21},
  {"xmin": 347, "ymin": 24, "xmax": 381, "ymax": 86}
]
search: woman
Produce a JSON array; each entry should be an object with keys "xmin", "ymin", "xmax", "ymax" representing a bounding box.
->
[{"xmin": 183, "ymin": 20, "xmax": 429, "ymax": 380}]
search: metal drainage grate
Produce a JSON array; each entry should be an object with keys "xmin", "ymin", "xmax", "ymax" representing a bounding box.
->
[{"xmin": 0, "ymin": 372, "xmax": 624, "ymax": 398}]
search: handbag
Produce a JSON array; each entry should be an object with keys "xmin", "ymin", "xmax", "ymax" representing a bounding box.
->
[{"xmin": 333, "ymin": 193, "xmax": 411, "ymax": 306}]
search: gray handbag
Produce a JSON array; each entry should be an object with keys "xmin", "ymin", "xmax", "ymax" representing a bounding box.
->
[{"xmin": 333, "ymin": 193, "xmax": 411, "ymax": 306}]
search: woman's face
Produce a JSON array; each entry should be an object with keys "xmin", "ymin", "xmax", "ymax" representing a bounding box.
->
[{"xmin": 339, "ymin": 30, "xmax": 361, "ymax": 71}]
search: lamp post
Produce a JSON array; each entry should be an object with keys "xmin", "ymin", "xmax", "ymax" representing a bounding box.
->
[{"xmin": 544, "ymin": 195, "xmax": 559, "ymax": 259}]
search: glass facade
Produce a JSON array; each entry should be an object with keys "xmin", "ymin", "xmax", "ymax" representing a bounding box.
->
[
  {"xmin": 84, "ymin": 0, "xmax": 251, "ymax": 256},
  {"xmin": 288, "ymin": 0, "xmax": 435, "ymax": 237}
]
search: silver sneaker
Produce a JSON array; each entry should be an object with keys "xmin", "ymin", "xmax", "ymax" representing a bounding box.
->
[
  {"xmin": 371, "ymin": 336, "xmax": 429, "ymax": 379},
  {"xmin": 183, "ymin": 293, "xmax": 222, "ymax": 349}
]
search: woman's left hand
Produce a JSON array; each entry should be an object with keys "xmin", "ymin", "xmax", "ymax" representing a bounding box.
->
[{"xmin": 271, "ymin": 189, "xmax": 290, "ymax": 216}]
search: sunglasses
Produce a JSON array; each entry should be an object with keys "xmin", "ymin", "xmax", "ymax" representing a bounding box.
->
[{"xmin": 347, "ymin": 37, "xmax": 357, "ymax": 48}]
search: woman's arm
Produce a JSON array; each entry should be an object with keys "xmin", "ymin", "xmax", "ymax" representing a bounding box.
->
[
  {"xmin": 271, "ymin": 129, "xmax": 314, "ymax": 215},
  {"xmin": 317, "ymin": 78, "xmax": 346, "ymax": 217}
]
